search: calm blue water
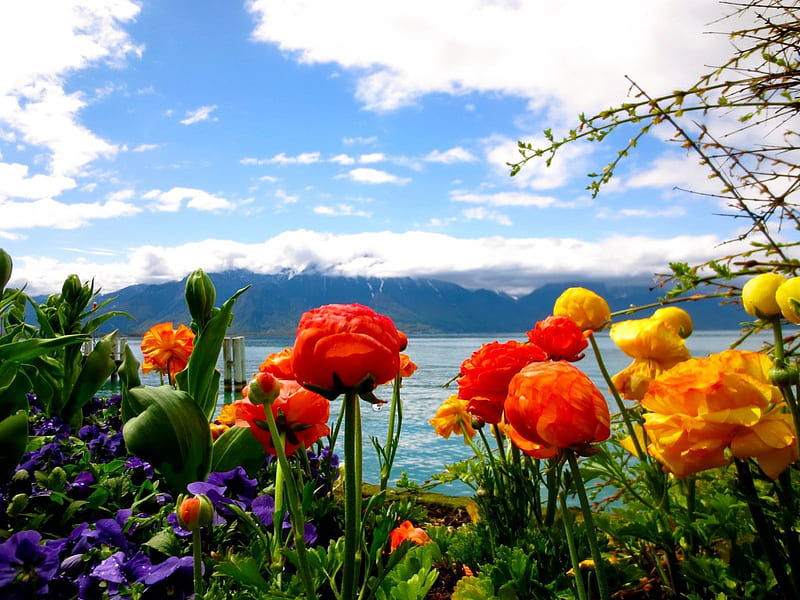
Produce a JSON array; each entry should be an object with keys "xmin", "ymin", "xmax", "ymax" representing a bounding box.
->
[{"xmin": 114, "ymin": 330, "xmax": 773, "ymax": 496}]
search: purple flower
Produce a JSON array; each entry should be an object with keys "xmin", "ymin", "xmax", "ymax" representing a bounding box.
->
[
  {"xmin": 206, "ymin": 466, "xmax": 258, "ymax": 503},
  {"xmin": 90, "ymin": 550, "xmax": 153, "ymax": 596},
  {"xmin": 0, "ymin": 530, "xmax": 66, "ymax": 598},
  {"xmin": 125, "ymin": 457, "xmax": 155, "ymax": 485},
  {"xmin": 141, "ymin": 556, "xmax": 194, "ymax": 600},
  {"xmin": 66, "ymin": 471, "xmax": 96, "ymax": 499},
  {"xmin": 250, "ymin": 494, "xmax": 317, "ymax": 545}
]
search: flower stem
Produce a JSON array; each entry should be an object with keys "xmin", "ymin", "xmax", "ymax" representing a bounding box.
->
[
  {"xmin": 566, "ymin": 450, "xmax": 610, "ymax": 600},
  {"xmin": 735, "ymin": 458, "xmax": 795, "ymax": 598},
  {"xmin": 560, "ymin": 489, "xmax": 588, "ymax": 600},
  {"xmin": 261, "ymin": 406, "xmax": 317, "ymax": 599},
  {"xmin": 379, "ymin": 375, "xmax": 403, "ymax": 491},
  {"xmin": 192, "ymin": 528, "xmax": 203, "ymax": 597},
  {"xmin": 342, "ymin": 389, "xmax": 363, "ymax": 600}
]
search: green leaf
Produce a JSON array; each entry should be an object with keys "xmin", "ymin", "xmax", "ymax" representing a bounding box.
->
[
  {"xmin": 118, "ymin": 344, "xmax": 142, "ymax": 422},
  {"xmin": 452, "ymin": 576, "xmax": 498, "ymax": 600},
  {"xmin": 0, "ymin": 334, "xmax": 87, "ymax": 363},
  {"xmin": 62, "ymin": 331, "xmax": 120, "ymax": 425},
  {"xmin": 0, "ymin": 411, "xmax": 28, "ymax": 481},
  {"xmin": 211, "ymin": 424, "xmax": 267, "ymax": 475},
  {"xmin": 122, "ymin": 386, "xmax": 213, "ymax": 493}
]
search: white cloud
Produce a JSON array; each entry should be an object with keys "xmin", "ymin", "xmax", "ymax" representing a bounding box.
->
[
  {"xmin": 275, "ymin": 189, "xmax": 299, "ymax": 203},
  {"xmin": 0, "ymin": 162, "xmax": 76, "ymax": 199},
  {"xmin": 424, "ymin": 147, "xmax": 476, "ymax": 164},
  {"xmin": 343, "ymin": 136, "xmax": 378, "ymax": 145},
  {"xmin": 144, "ymin": 187, "xmax": 235, "ymax": 212},
  {"xmin": 451, "ymin": 190, "xmax": 557, "ymax": 208},
  {"xmin": 330, "ymin": 153, "xmax": 355, "ymax": 165},
  {"xmin": 180, "ymin": 105, "xmax": 219, "ymax": 125},
  {"xmin": 461, "ymin": 206, "xmax": 512, "ymax": 226},
  {"xmin": 132, "ymin": 143, "xmax": 160, "ymax": 152},
  {"xmin": 247, "ymin": 1, "xmax": 734, "ymax": 115},
  {"xmin": 340, "ymin": 167, "xmax": 410, "ymax": 185},
  {"xmin": 242, "ymin": 152, "xmax": 321, "ymax": 165},
  {"xmin": 10, "ymin": 230, "xmax": 755, "ymax": 297},
  {"xmin": 359, "ymin": 152, "xmax": 385, "ymax": 163},
  {"xmin": 0, "ymin": 197, "xmax": 139, "ymax": 231},
  {"xmin": 313, "ymin": 203, "xmax": 372, "ymax": 217}
]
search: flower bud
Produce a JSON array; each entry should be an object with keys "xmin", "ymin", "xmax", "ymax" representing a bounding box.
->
[
  {"xmin": 553, "ymin": 287, "xmax": 611, "ymax": 332},
  {"xmin": 246, "ymin": 372, "xmax": 281, "ymax": 406},
  {"xmin": 769, "ymin": 365, "xmax": 799, "ymax": 387},
  {"xmin": 0, "ymin": 248, "xmax": 12, "ymax": 293},
  {"xmin": 776, "ymin": 277, "xmax": 800, "ymax": 325},
  {"xmin": 48, "ymin": 466, "xmax": 67, "ymax": 492},
  {"xmin": 185, "ymin": 269, "xmax": 216, "ymax": 326},
  {"xmin": 5, "ymin": 493, "xmax": 28, "ymax": 518},
  {"xmin": 176, "ymin": 493, "xmax": 215, "ymax": 531},
  {"xmin": 742, "ymin": 273, "xmax": 786, "ymax": 318},
  {"xmin": 61, "ymin": 274, "xmax": 83, "ymax": 303},
  {"xmin": 652, "ymin": 306, "xmax": 693, "ymax": 338}
]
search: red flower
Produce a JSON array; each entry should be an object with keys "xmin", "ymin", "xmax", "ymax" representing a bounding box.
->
[
  {"xmin": 526, "ymin": 315, "xmax": 588, "ymax": 361},
  {"xmin": 258, "ymin": 347, "xmax": 295, "ymax": 380},
  {"xmin": 504, "ymin": 361, "xmax": 610, "ymax": 454},
  {"xmin": 291, "ymin": 303, "xmax": 408, "ymax": 399},
  {"xmin": 457, "ymin": 340, "xmax": 547, "ymax": 424},
  {"xmin": 234, "ymin": 380, "xmax": 330, "ymax": 456},
  {"xmin": 389, "ymin": 521, "xmax": 432, "ymax": 552}
]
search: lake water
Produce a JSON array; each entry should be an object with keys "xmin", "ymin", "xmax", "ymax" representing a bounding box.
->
[{"xmin": 113, "ymin": 329, "xmax": 773, "ymax": 496}]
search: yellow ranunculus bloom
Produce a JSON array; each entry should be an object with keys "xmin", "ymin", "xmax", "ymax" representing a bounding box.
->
[
  {"xmin": 429, "ymin": 395, "xmax": 477, "ymax": 443},
  {"xmin": 652, "ymin": 306, "xmax": 693, "ymax": 338},
  {"xmin": 776, "ymin": 276, "xmax": 800, "ymax": 325},
  {"xmin": 553, "ymin": 287, "xmax": 611, "ymax": 332},
  {"xmin": 742, "ymin": 273, "xmax": 786, "ymax": 318},
  {"xmin": 641, "ymin": 350, "xmax": 797, "ymax": 479},
  {"xmin": 609, "ymin": 317, "xmax": 691, "ymax": 400}
]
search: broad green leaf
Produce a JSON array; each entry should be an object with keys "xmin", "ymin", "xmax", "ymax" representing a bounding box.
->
[
  {"xmin": 0, "ymin": 368, "xmax": 30, "ymax": 421},
  {"xmin": 62, "ymin": 331, "xmax": 120, "ymax": 425},
  {"xmin": 0, "ymin": 334, "xmax": 87, "ymax": 363},
  {"xmin": 211, "ymin": 424, "xmax": 266, "ymax": 476},
  {"xmin": 118, "ymin": 344, "xmax": 142, "ymax": 422},
  {"xmin": 122, "ymin": 387, "xmax": 212, "ymax": 493},
  {"xmin": 0, "ymin": 411, "xmax": 28, "ymax": 481}
]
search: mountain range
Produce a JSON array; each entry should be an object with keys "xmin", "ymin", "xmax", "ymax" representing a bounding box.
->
[{"xmin": 86, "ymin": 270, "xmax": 745, "ymax": 336}]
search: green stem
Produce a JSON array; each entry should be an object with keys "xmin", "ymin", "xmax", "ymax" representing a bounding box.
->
[
  {"xmin": 544, "ymin": 458, "xmax": 559, "ymax": 528},
  {"xmin": 379, "ymin": 375, "xmax": 403, "ymax": 491},
  {"xmin": 560, "ymin": 489, "xmax": 588, "ymax": 600},
  {"xmin": 735, "ymin": 458, "xmax": 795, "ymax": 598},
  {"xmin": 192, "ymin": 528, "xmax": 203, "ymax": 597},
  {"xmin": 566, "ymin": 450, "xmax": 611, "ymax": 600},
  {"xmin": 342, "ymin": 389, "xmax": 363, "ymax": 600},
  {"xmin": 262, "ymin": 406, "xmax": 318, "ymax": 599},
  {"xmin": 272, "ymin": 434, "xmax": 287, "ymax": 564},
  {"xmin": 770, "ymin": 317, "xmax": 800, "ymax": 458},
  {"xmin": 588, "ymin": 334, "xmax": 646, "ymax": 462}
]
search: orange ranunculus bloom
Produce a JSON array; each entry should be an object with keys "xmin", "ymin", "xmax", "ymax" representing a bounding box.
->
[
  {"xmin": 430, "ymin": 395, "xmax": 477, "ymax": 443},
  {"xmin": 389, "ymin": 521, "xmax": 432, "ymax": 552},
  {"xmin": 553, "ymin": 287, "xmax": 611, "ymax": 332},
  {"xmin": 141, "ymin": 322, "xmax": 195, "ymax": 381},
  {"xmin": 504, "ymin": 361, "xmax": 610, "ymax": 454},
  {"xmin": 258, "ymin": 347, "xmax": 295, "ymax": 380},
  {"xmin": 215, "ymin": 402, "xmax": 238, "ymax": 426},
  {"xmin": 610, "ymin": 317, "xmax": 691, "ymax": 400},
  {"xmin": 526, "ymin": 314, "xmax": 588, "ymax": 361},
  {"xmin": 641, "ymin": 350, "xmax": 797, "ymax": 479},
  {"xmin": 399, "ymin": 353, "xmax": 418, "ymax": 378},
  {"xmin": 209, "ymin": 422, "xmax": 230, "ymax": 441},
  {"xmin": 457, "ymin": 340, "xmax": 548, "ymax": 424},
  {"xmin": 502, "ymin": 420, "xmax": 558, "ymax": 459},
  {"xmin": 234, "ymin": 379, "xmax": 330, "ymax": 456},
  {"xmin": 291, "ymin": 303, "xmax": 408, "ymax": 399}
]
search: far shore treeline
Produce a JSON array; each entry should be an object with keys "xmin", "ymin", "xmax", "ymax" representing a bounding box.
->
[{"xmin": 42, "ymin": 269, "xmax": 745, "ymax": 336}]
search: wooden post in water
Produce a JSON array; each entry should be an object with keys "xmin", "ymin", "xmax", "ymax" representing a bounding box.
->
[{"xmin": 223, "ymin": 336, "xmax": 247, "ymax": 394}]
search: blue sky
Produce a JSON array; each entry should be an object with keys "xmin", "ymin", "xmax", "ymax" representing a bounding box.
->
[{"xmin": 0, "ymin": 1, "xmax": 765, "ymax": 297}]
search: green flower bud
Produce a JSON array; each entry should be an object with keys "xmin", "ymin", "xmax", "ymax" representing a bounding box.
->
[
  {"xmin": 6, "ymin": 493, "xmax": 28, "ymax": 518},
  {"xmin": 770, "ymin": 365, "xmax": 799, "ymax": 387},
  {"xmin": 48, "ymin": 466, "xmax": 67, "ymax": 492},
  {"xmin": 61, "ymin": 274, "xmax": 83, "ymax": 303},
  {"xmin": 176, "ymin": 493, "xmax": 215, "ymax": 531},
  {"xmin": 246, "ymin": 372, "xmax": 281, "ymax": 406},
  {"xmin": 12, "ymin": 469, "xmax": 29, "ymax": 485},
  {"xmin": 0, "ymin": 248, "xmax": 12, "ymax": 293},
  {"xmin": 185, "ymin": 269, "xmax": 217, "ymax": 326}
]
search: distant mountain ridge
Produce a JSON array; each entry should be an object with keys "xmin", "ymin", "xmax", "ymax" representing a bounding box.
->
[{"xmin": 87, "ymin": 270, "xmax": 744, "ymax": 335}]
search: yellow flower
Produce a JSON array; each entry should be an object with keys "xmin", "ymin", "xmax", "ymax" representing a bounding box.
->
[
  {"xmin": 641, "ymin": 350, "xmax": 796, "ymax": 479},
  {"xmin": 553, "ymin": 287, "xmax": 611, "ymax": 332},
  {"xmin": 652, "ymin": 306, "xmax": 693, "ymax": 338},
  {"xmin": 776, "ymin": 276, "xmax": 800, "ymax": 324},
  {"xmin": 742, "ymin": 273, "xmax": 786, "ymax": 318},
  {"xmin": 609, "ymin": 317, "xmax": 691, "ymax": 400},
  {"xmin": 429, "ymin": 395, "xmax": 477, "ymax": 442}
]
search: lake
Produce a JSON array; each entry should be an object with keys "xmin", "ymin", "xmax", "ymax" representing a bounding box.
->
[{"xmin": 113, "ymin": 329, "xmax": 773, "ymax": 496}]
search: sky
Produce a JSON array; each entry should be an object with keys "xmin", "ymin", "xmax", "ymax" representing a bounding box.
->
[{"xmin": 0, "ymin": 0, "xmax": 778, "ymax": 298}]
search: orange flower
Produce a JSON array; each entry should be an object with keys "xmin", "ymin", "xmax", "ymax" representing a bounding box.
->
[
  {"xmin": 141, "ymin": 322, "xmax": 195, "ymax": 381},
  {"xmin": 234, "ymin": 379, "xmax": 330, "ymax": 456},
  {"xmin": 553, "ymin": 287, "xmax": 611, "ymax": 332},
  {"xmin": 610, "ymin": 317, "xmax": 691, "ymax": 400},
  {"xmin": 399, "ymin": 353, "xmax": 418, "ymax": 378},
  {"xmin": 641, "ymin": 350, "xmax": 796, "ymax": 479},
  {"xmin": 457, "ymin": 340, "xmax": 547, "ymax": 424},
  {"xmin": 430, "ymin": 395, "xmax": 477, "ymax": 443},
  {"xmin": 215, "ymin": 402, "xmax": 238, "ymax": 426},
  {"xmin": 389, "ymin": 521, "xmax": 432, "ymax": 552},
  {"xmin": 258, "ymin": 347, "xmax": 295, "ymax": 380},
  {"xmin": 209, "ymin": 422, "xmax": 230, "ymax": 441},
  {"xmin": 291, "ymin": 303, "xmax": 408, "ymax": 399},
  {"xmin": 504, "ymin": 361, "xmax": 610, "ymax": 454},
  {"xmin": 526, "ymin": 314, "xmax": 588, "ymax": 361}
]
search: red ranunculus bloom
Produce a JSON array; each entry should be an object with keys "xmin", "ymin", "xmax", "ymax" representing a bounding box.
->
[
  {"xmin": 504, "ymin": 361, "xmax": 610, "ymax": 454},
  {"xmin": 234, "ymin": 380, "xmax": 330, "ymax": 456},
  {"xmin": 457, "ymin": 340, "xmax": 547, "ymax": 424},
  {"xmin": 388, "ymin": 521, "xmax": 432, "ymax": 552},
  {"xmin": 526, "ymin": 315, "xmax": 588, "ymax": 361},
  {"xmin": 258, "ymin": 347, "xmax": 295, "ymax": 380},
  {"xmin": 291, "ymin": 303, "xmax": 408, "ymax": 399}
]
